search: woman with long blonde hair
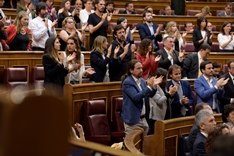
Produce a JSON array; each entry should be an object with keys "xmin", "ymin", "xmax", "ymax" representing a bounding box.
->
[
  {"xmin": 90, "ymin": 36, "xmax": 111, "ymax": 82},
  {"xmin": 164, "ymin": 21, "xmax": 187, "ymax": 52},
  {"xmin": 5, "ymin": 11, "xmax": 31, "ymax": 50}
]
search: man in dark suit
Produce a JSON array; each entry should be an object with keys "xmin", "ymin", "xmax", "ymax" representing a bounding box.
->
[
  {"xmin": 121, "ymin": 59, "xmax": 162, "ymax": 136},
  {"xmin": 220, "ymin": 59, "xmax": 234, "ymax": 113},
  {"xmin": 193, "ymin": 109, "xmax": 216, "ymax": 156},
  {"xmin": 182, "ymin": 43, "xmax": 211, "ymax": 79},
  {"xmin": 167, "ymin": 65, "xmax": 194, "ymax": 118},
  {"xmin": 188, "ymin": 103, "xmax": 212, "ymax": 156},
  {"xmin": 194, "ymin": 61, "xmax": 229, "ymax": 113},
  {"xmin": 156, "ymin": 36, "xmax": 184, "ymax": 70},
  {"xmin": 217, "ymin": 2, "xmax": 234, "ymax": 16},
  {"xmin": 137, "ymin": 11, "xmax": 163, "ymax": 51},
  {"xmin": 120, "ymin": 2, "xmax": 136, "ymax": 14}
]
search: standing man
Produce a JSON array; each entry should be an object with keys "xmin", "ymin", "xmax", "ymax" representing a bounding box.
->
[
  {"xmin": 182, "ymin": 43, "xmax": 211, "ymax": 79},
  {"xmin": 88, "ymin": 0, "xmax": 112, "ymax": 49},
  {"xmin": 79, "ymin": 0, "xmax": 94, "ymax": 26},
  {"xmin": 156, "ymin": 36, "xmax": 184, "ymax": 70},
  {"xmin": 120, "ymin": 2, "xmax": 135, "ymax": 14},
  {"xmin": 220, "ymin": 59, "xmax": 234, "ymax": 113},
  {"xmin": 109, "ymin": 25, "xmax": 134, "ymax": 81},
  {"xmin": 137, "ymin": 11, "xmax": 163, "ymax": 52},
  {"xmin": 29, "ymin": 2, "xmax": 57, "ymax": 51},
  {"xmin": 121, "ymin": 59, "xmax": 162, "ymax": 136},
  {"xmin": 167, "ymin": 64, "xmax": 194, "ymax": 118},
  {"xmin": 194, "ymin": 61, "xmax": 229, "ymax": 113},
  {"xmin": 193, "ymin": 109, "xmax": 216, "ymax": 156}
]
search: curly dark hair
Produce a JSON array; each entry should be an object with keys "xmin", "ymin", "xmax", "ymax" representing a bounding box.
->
[
  {"xmin": 137, "ymin": 38, "xmax": 153, "ymax": 56},
  {"xmin": 205, "ymin": 124, "xmax": 229, "ymax": 154}
]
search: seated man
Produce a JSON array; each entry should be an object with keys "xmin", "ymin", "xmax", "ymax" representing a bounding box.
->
[
  {"xmin": 217, "ymin": 2, "xmax": 234, "ymax": 16},
  {"xmin": 188, "ymin": 103, "xmax": 212, "ymax": 156},
  {"xmin": 206, "ymin": 22, "xmax": 213, "ymax": 32},
  {"xmin": 167, "ymin": 65, "xmax": 194, "ymax": 118},
  {"xmin": 184, "ymin": 22, "xmax": 194, "ymax": 33},
  {"xmin": 193, "ymin": 109, "xmax": 216, "ymax": 156},
  {"xmin": 156, "ymin": 36, "xmax": 184, "ymax": 70},
  {"xmin": 163, "ymin": 5, "xmax": 175, "ymax": 16},
  {"xmin": 182, "ymin": 43, "xmax": 211, "ymax": 79},
  {"xmin": 120, "ymin": 2, "xmax": 136, "ymax": 14},
  {"xmin": 103, "ymin": 1, "xmax": 118, "ymax": 14}
]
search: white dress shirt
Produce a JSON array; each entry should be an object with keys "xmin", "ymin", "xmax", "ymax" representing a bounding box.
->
[
  {"xmin": 29, "ymin": 16, "xmax": 57, "ymax": 48},
  {"xmin": 79, "ymin": 9, "xmax": 94, "ymax": 25},
  {"xmin": 218, "ymin": 33, "xmax": 234, "ymax": 50}
]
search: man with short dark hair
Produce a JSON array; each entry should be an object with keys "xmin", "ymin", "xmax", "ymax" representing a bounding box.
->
[
  {"xmin": 212, "ymin": 62, "xmax": 221, "ymax": 78},
  {"xmin": 163, "ymin": 5, "xmax": 175, "ymax": 16},
  {"xmin": 194, "ymin": 61, "xmax": 229, "ymax": 113},
  {"xmin": 184, "ymin": 22, "xmax": 194, "ymax": 33},
  {"xmin": 103, "ymin": 1, "xmax": 118, "ymax": 14},
  {"xmin": 109, "ymin": 25, "xmax": 134, "ymax": 81},
  {"xmin": 182, "ymin": 43, "xmax": 211, "ymax": 79},
  {"xmin": 88, "ymin": 0, "xmax": 112, "ymax": 49},
  {"xmin": 137, "ymin": 11, "xmax": 163, "ymax": 52},
  {"xmin": 120, "ymin": 2, "xmax": 136, "ymax": 14},
  {"xmin": 156, "ymin": 36, "xmax": 184, "ymax": 70},
  {"xmin": 167, "ymin": 64, "xmax": 194, "ymax": 118},
  {"xmin": 220, "ymin": 59, "xmax": 234, "ymax": 112},
  {"xmin": 217, "ymin": 2, "xmax": 234, "ymax": 16},
  {"xmin": 29, "ymin": 2, "xmax": 57, "ymax": 51},
  {"xmin": 188, "ymin": 103, "xmax": 212, "ymax": 156}
]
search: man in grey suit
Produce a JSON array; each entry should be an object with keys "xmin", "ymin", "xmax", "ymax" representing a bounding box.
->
[
  {"xmin": 217, "ymin": 2, "xmax": 234, "ymax": 16},
  {"xmin": 182, "ymin": 43, "xmax": 211, "ymax": 79}
]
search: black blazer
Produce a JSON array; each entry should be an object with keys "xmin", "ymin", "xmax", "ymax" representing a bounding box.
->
[
  {"xmin": 90, "ymin": 51, "xmax": 110, "ymax": 82},
  {"xmin": 188, "ymin": 124, "xmax": 200, "ymax": 156},
  {"xmin": 182, "ymin": 53, "xmax": 208, "ymax": 79},
  {"xmin": 42, "ymin": 54, "xmax": 68, "ymax": 91},
  {"xmin": 137, "ymin": 23, "xmax": 162, "ymax": 51},
  {"xmin": 193, "ymin": 28, "xmax": 212, "ymax": 52},
  {"xmin": 220, "ymin": 73, "xmax": 234, "ymax": 112},
  {"xmin": 156, "ymin": 48, "xmax": 182, "ymax": 70},
  {"xmin": 193, "ymin": 132, "xmax": 207, "ymax": 156}
]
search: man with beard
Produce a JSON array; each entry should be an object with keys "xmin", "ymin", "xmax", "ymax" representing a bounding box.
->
[
  {"xmin": 121, "ymin": 59, "xmax": 163, "ymax": 136},
  {"xmin": 194, "ymin": 61, "xmax": 229, "ymax": 113},
  {"xmin": 87, "ymin": 0, "xmax": 112, "ymax": 49},
  {"xmin": 109, "ymin": 24, "xmax": 134, "ymax": 81},
  {"xmin": 138, "ymin": 11, "xmax": 163, "ymax": 52},
  {"xmin": 29, "ymin": 2, "xmax": 57, "ymax": 51}
]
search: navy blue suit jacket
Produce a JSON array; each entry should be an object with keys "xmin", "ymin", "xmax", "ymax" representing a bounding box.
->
[
  {"xmin": 193, "ymin": 132, "xmax": 207, "ymax": 156},
  {"xmin": 137, "ymin": 23, "xmax": 162, "ymax": 51},
  {"xmin": 189, "ymin": 124, "xmax": 200, "ymax": 156},
  {"xmin": 90, "ymin": 51, "xmax": 110, "ymax": 82},
  {"xmin": 167, "ymin": 80, "xmax": 194, "ymax": 118},
  {"xmin": 121, "ymin": 75, "xmax": 156, "ymax": 124},
  {"xmin": 194, "ymin": 75, "xmax": 224, "ymax": 112}
]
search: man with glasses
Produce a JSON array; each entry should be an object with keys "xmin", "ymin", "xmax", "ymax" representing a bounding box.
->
[{"xmin": 182, "ymin": 43, "xmax": 211, "ymax": 79}]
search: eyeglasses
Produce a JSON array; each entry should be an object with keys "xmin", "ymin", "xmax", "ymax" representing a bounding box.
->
[{"xmin": 67, "ymin": 21, "xmax": 74, "ymax": 24}]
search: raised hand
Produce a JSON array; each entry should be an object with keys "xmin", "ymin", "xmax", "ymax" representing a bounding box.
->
[
  {"xmin": 131, "ymin": 26, "xmax": 136, "ymax": 34},
  {"xmin": 66, "ymin": 52, "xmax": 76, "ymax": 62},
  {"xmin": 124, "ymin": 43, "xmax": 130, "ymax": 53},
  {"xmin": 73, "ymin": 63, "xmax": 81, "ymax": 70},
  {"xmin": 85, "ymin": 68, "xmax": 95, "ymax": 75},
  {"xmin": 126, "ymin": 27, "xmax": 130, "ymax": 35},
  {"xmin": 210, "ymin": 33, "xmax": 213, "ymax": 40},
  {"xmin": 114, "ymin": 45, "xmax": 120, "ymax": 55},
  {"xmin": 107, "ymin": 13, "xmax": 112, "ymax": 21},
  {"xmin": 216, "ymin": 77, "xmax": 229, "ymax": 88},
  {"xmin": 81, "ymin": 23, "xmax": 88, "ymax": 32},
  {"xmin": 153, "ymin": 75, "xmax": 163, "ymax": 88},
  {"xmin": 169, "ymin": 84, "xmax": 178, "ymax": 95},
  {"xmin": 154, "ymin": 55, "xmax": 161, "ymax": 62},
  {"xmin": 182, "ymin": 31, "xmax": 187, "ymax": 38},
  {"xmin": 179, "ymin": 50, "xmax": 185, "ymax": 58},
  {"xmin": 58, "ymin": 52, "xmax": 65, "ymax": 63},
  {"xmin": 146, "ymin": 76, "xmax": 154, "ymax": 88},
  {"xmin": 51, "ymin": 19, "xmax": 57, "ymax": 29},
  {"xmin": 181, "ymin": 96, "xmax": 189, "ymax": 104},
  {"xmin": 58, "ymin": 8, "xmax": 64, "ymax": 15},
  {"xmin": 203, "ymin": 33, "xmax": 207, "ymax": 41},
  {"xmin": 113, "ymin": 9, "xmax": 119, "ymax": 14},
  {"xmin": 131, "ymin": 44, "xmax": 136, "ymax": 53}
]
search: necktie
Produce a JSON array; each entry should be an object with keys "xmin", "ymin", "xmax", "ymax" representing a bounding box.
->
[
  {"xmin": 43, "ymin": 19, "xmax": 50, "ymax": 37},
  {"xmin": 198, "ymin": 58, "xmax": 204, "ymax": 77},
  {"xmin": 177, "ymin": 83, "xmax": 186, "ymax": 116}
]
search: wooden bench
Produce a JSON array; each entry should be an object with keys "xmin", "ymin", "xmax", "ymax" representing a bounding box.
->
[
  {"xmin": 2, "ymin": 8, "xmax": 16, "ymax": 19},
  {"xmin": 125, "ymin": 114, "xmax": 222, "ymax": 156}
]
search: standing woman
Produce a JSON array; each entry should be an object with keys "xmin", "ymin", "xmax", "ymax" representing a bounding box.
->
[
  {"xmin": 218, "ymin": 21, "xmax": 234, "ymax": 52},
  {"xmin": 57, "ymin": 0, "xmax": 80, "ymax": 28},
  {"xmin": 135, "ymin": 38, "xmax": 161, "ymax": 80},
  {"xmin": 59, "ymin": 17, "xmax": 87, "ymax": 51},
  {"xmin": 90, "ymin": 36, "xmax": 111, "ymax": 82},
  {"xmin": 42, "ymin": 37, "xmax": 77, "ymax": 95},
  {"xmin": 164, "ymin": 21, "xmax": 187, "ymax": 52},
  {"xmin": 193, "ymin": 16, "xmax": 212, "ymax": 52},
  {"xmin": 16, "ymin": 0, "xmax": 35, "ymax": 25},
  {"xmin": 5, "ymin": 11, "xmax": 31, "ymax": 51},
  {"xmin": 64, "ymin": 36, "xmax": 95, "ymax": 84},
  {"xmin": 149, "ymin": 68, "xmax": 177, "ymax": 133}
]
